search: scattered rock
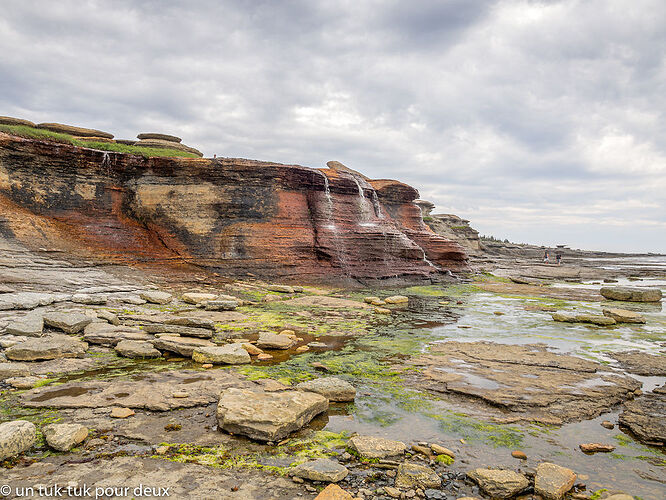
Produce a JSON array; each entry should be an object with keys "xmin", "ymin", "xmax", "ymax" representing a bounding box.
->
[
  {"xmin": 256, "ymin": 332, "xmax": 297, "ymax": 350},
  {"xmin": 395, "ymin": 463, "xmax": 441, "ymax": 489},
  {"xmin": 139, "ymin": 291, "xmax": 173, "ymax": 304},
  {"xmin": 43, "ymin": 311, "xmax": 92, "ymax": 333},
  {"xmin": 374, "ymin": 307, "xmax": 392, "ymax": 314},
  {"xmin": 5, "ymin": 313, "xmax": 44, "ymax": 337},
  {"xmin": 346, "ymin": 435, "xmax": 406, "ymax": 459},
  {"xmin": 181, "ymin": 292, "xmax": 218, "ymax": 304},
  {"xmin": 257, "ymin": 353, "xmax": 273, "ymax": 361},
  {"xmin": 43, "ymin": 423, "xmax": 88, "ymax": 451},
  {"xmin": 216, "ymin": 388, "xmax": 328, "ymax": 441},
  {"xmin": 5, "ymin": 334, "xmax": 88, "ymax": 361},
  {"xmin": 601, "ymin": 421, "xmax": 614, "ymax": 429},
  {"xmin": 291, "ymin": 458, "xmax": 349, "ymax": 482},
  {"xmin": 5, "ymin": 376, "xmax": 43, "ymax": 389},
  {"xmin": 268, "ymin": 285, "xmax": 295, "ymax": 293},
  {"xmin": 241, "ymin": 343, "xmax": 263, "ymax": 356},
  {"xmin": 192, "ymin": 344, "xmax": 251, "ymax": 365},
  {"xmin": 619, "ymin": 393, "xmax": 666, "ymax": 445},
  {"xmin": 97, "ymin": 310, "xmax": 120, "ymax": 325},
  {"xmin": 600, "ymin": 286, "xmax": 662, "ymax": 302},
  {"xmin": 511, "ymin": 450, "xmax": 527, "ymax": 460},
  {"xmin": 0, "ymin": 420, "xmax": 37, "ymax": 460},
  {"xmin": 534, "ymin": 463, "xmax": 576, "ymax": 500},
  {"xmin": 364, "ymin": 296, "xmax": 381, "ymax": 304},
  {"xmin": 152, "ymin": 335, "xmax": 215, "ymax": 357},
  {"xmin": 467, "ymin": 469, "xmax": 529, "ymax": 499},
  {"xmin": 83, "ymin": 324, "xmax": 152, "ymax": 346},
  {"xmin": 384, "ymin": 486, "xmax": 401, "ymax": 498},
  {"xmin": 164, "ymin": 316, "xmax": 216, "ymax": 330},
  {"xmin": 579, "ymin": 443, "xmax": 615, "ymax": 453},
  {"xmin": 115, "ymin": 340, "xmax": 162, "ymax": 359},
  {"xmin": 384, "ymin": 295, "xmax": 409, "ymax": 304},
  {"xmin": 296, "ymin": 377, "xmax": 356, "ymax": 402},
  {"xmin": 110, "ymin": 407, "xmax": 135, "ymax": 418},
  {"xmin": 602, "ymin": 308, "xmax": 646, "ymax": 324}
]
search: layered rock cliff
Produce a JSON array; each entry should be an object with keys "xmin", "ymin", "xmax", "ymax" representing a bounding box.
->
[
  {"xmin": 415, "ymin": 200, "xmax": 482, "ymax": 255},
  {"xmin": 0, "ymin": 132, "xmax": 467, "ymax": 282}
]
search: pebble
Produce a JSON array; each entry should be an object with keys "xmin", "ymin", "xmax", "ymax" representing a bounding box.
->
[
  {"xmin": 511, "ymin": 450, "xmax": 527, "ymax": 460},
  {"xmin": 202, "ymin": 363, "xmax": 213, "ymax": 369},
  {"xmin": 601, "ymin": 421, "xmax": 614, "ymax": 429},
  {"xmin": 110, "ymin": 407, "xmax": 135, "ymax": 418}
]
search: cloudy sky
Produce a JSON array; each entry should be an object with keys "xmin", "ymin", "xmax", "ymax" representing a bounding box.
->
[{"xmin": 1, "ymin": 0, "xmax": 665, "ymax": 253}]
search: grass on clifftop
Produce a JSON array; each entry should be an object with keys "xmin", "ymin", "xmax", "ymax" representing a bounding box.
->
[{"xmin": 0, "ymin": 124, "xmax": 199, "ymax": 159}]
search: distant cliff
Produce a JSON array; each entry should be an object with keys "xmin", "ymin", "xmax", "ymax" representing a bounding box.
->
[
  {"xmin": 0, "ymin": 132, "xmax": 467, "ymax": 282},
  {"xmin": 415, "ymin": 200, "xmax": 482, "ymax": 255}
]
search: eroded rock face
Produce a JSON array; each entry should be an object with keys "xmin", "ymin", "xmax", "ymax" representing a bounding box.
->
[
  {"xmin": 0, "ymin": 133, "xmax": 467, "ymax": 282},
  {"xmin": 216, "ymin": 388, "xmax": 328, "ymax": 441},
  {"xmin": 619, "ymin": 393, "xmax": 666, "ymax": 446},
  {"xmin": 413, "ymin": 341, "xmax": 641, "ymax": 424}
]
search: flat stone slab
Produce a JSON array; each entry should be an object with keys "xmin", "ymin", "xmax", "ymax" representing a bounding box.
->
[
  {"xmin": 43, "ymin": 311, "xmax": 92, "ymax": 333},
  {"xmin": 602, "ymin": 308, "xmax": 646, "ymax": 324},
  {"xmin": 181, "ymin": 292, "xmax": 217, "ymax": 304},
  {"xmin": 0, "ymin": 292, "xmax": 68, "ymax": 311},
  {"xmin": 192, "ymin": 344, "xmax": 251, "ymax": 364},
  {"xmin": 204, "ymin": 300, "xmax": 238, "ymax": 311},
  {"xmin": 143, "ymin": 324, "xmax": 213, "ymax": 338},
  {"xmin": 115, "ymin": 340, "xmax": 162, "ymax": 359},
  {"xmin": 395, "ymin": 463, "xmax": 441, "ymax": 489},
  {"xmin": 619, "ymin": 392, "xmax": 666, "ymax": 446},
  {"xmin": 600, "ymin": 286, "xmax": 662, "ymax": 302},
  {"xmin": 346, "ymin": 435, "xmax": 406, "ymax": 459},
  {"xmin": 216, "ymin": 388, "xmax": 328, "ymax": 441},
  {"xmin": 5, "ymin": 334, "xmax": 88, "ymax": 361},
  {"xmin": 281, "ymin": 296, "xmax": 370, "ymax": 309},
  {"xmin": 610, "ymin": 351, "xmax": 666, "ymax": 376},
  {"xmin": 139, "ymin": 290, "xmax": 173, "ymax": 304},
  {"xmin": 552, "ymin": 312, "xmax": 616, "ymax": 326},
  {"xmin": 0, "ymin": 420, "xmax": 37, "ymax": 460},
  {"xmin": 83, "ymin": 323, "xmax": 152, "ymax": 345},
  {"xmin": 414, "ymin": 341, "xmax": 641, "ymax": 424},
  {"xmin": 296, "ymin": 377, "xmax": 356, "ymax": 402},
  {"xmin": 152, "ymin": 335, "xmax": 215, "ymax": 357},
  {"xmin": 291, "ymin": 458, "xmax": 349, "ymax": 483},
  {"xmin": 5, "ymin": 313, "xmax": 44, "ymax": 336},
  {"xmin": 43, "ymin": 423, "xmax": 89, "ymax": 451},
  {"xmin": 256, "ymin": 332, "xmax": 296, "ymax": 349},
  {"xmin": 22, "ymin": 370, "xmax": 250, "ymax": 411}
]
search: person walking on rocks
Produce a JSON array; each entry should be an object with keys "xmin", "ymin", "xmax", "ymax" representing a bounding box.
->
[
  {"xmin": 543, "ymin": 250, "xmax": 550, "ymax": 264},
  {"xmin": 556, "ymin": 252, "xmax": 562, "ymax": 265}
]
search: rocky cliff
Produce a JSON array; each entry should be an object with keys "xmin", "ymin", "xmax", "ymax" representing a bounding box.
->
[
  {"xmin": 0, "ymin": 132, "xmax": 467, "ymax": 282},
  {"xmin": 415, "ymin": 200, "xmax": 482, "ymax": 255}
]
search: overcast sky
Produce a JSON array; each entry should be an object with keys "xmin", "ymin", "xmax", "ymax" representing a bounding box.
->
[{"xmin": 1, "ymin": 0, "xmax": 665, "ymax": 253}]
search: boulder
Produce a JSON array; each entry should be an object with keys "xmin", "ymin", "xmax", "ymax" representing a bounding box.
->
[
  {"xmin": 291, "ymin": 458, "xmax": 349, "ymax": 482},
  {"xmin": 384, "ymin": 295, "xmax": 409, "ymax": 304},
  {"xmin": 203, "ymin": 300, "xmax": 238, "ymax": 311},
  {"xmin": 346, "ymin": 435, "xmax": 406, "ymax": 459},
  {"xmin": 534, "ymin": 463, "xmax": 576, "ymax": 500},
  {"xmin": 395, "ymin": 463, "xmax": 441, "ymax": 489},
  {"xmin": 42, "ymin": 423, "xmax": 88, "ymax": 451},
  {"xmin": 602, "ymin": 308, "xmax": 646, "ymax": 324},
  {"xmin": 0, "ymin": 420, "xmax": 37, "ymax": 460},
  {"xmin": 5, "ymin": 334, "xmax": 88, "ymax": 361},
  {"xmin": 5, "ymin": 313, "xmax": 44, "ymax": 337},
  {"xmin": 296, "ymin": 377, "xmax": 356, "ymax": 402},
  {"xmin": 152, "ymin": 335, "xmax": 215, "ymax": 357},
  {"xmin": 600, "ymin": 286, "xmax": 662, "ymax": 302},
  {"xmin": 0, "ymin": 116, "xmax": 36, "ymax": 127},
  {"xmin": 216, "ymin": 388, "xmax": 328, "ymax": 441},
  {"xmin": 181, "ymin": 292, "xmax": 218, "ymax": 304},
  {"xmin": 314, "ymin": 484, "xmax": 354, "ymax": 500},
  {"xmin": 36, "ymin": 122, "xmax": 114, "ymax": 139},
  {"xmin": 192, "ymin": 344, "xmax": 251, "ymax": 365},
  {"xmin": 43, "ymin": 311, "xmax": 92, "ymax": 334},
  {"xmin": 115, "ymin": 340, "xmax": 162, "ymax": 359},
  {"xmin": 139, "ymin": 291, "xmax": 173, "ymax": 304},
  {"xmin": 256, "ymin": 332, "xmax": 296, "ymax": 350},
  {"xmin": 142, "ymin": 324, "xmax": 213, "ymax": 339},
  {"xmin": 137, "ymin": 133, "xmax": 182, "ymax": 143},
  {"xmin": 467, "ymin": 469, "xmax": 529, "ymax": 499}
]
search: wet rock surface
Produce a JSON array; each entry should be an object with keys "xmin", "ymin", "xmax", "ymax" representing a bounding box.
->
[
  {"xmin": 5, "ymin": 334, "xmax": 88, "ymax": 361},
  {"xmin": 414, "ymin": 341, "xmax": 641, "ymax": 424},
  {"xmin": 296, "ymin": 377, "xmax": 356, "ymax": 402},
  {"xmin": 619, "ymin": 392, "xmax": 666, "ymax": 445},
  {"xmin": 600, "ymin": 286, "xmax": 662, "ymax": 302},
  {"xmin": 610, "ymin": 351, "xmax": 666, "ymax": 376}
]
